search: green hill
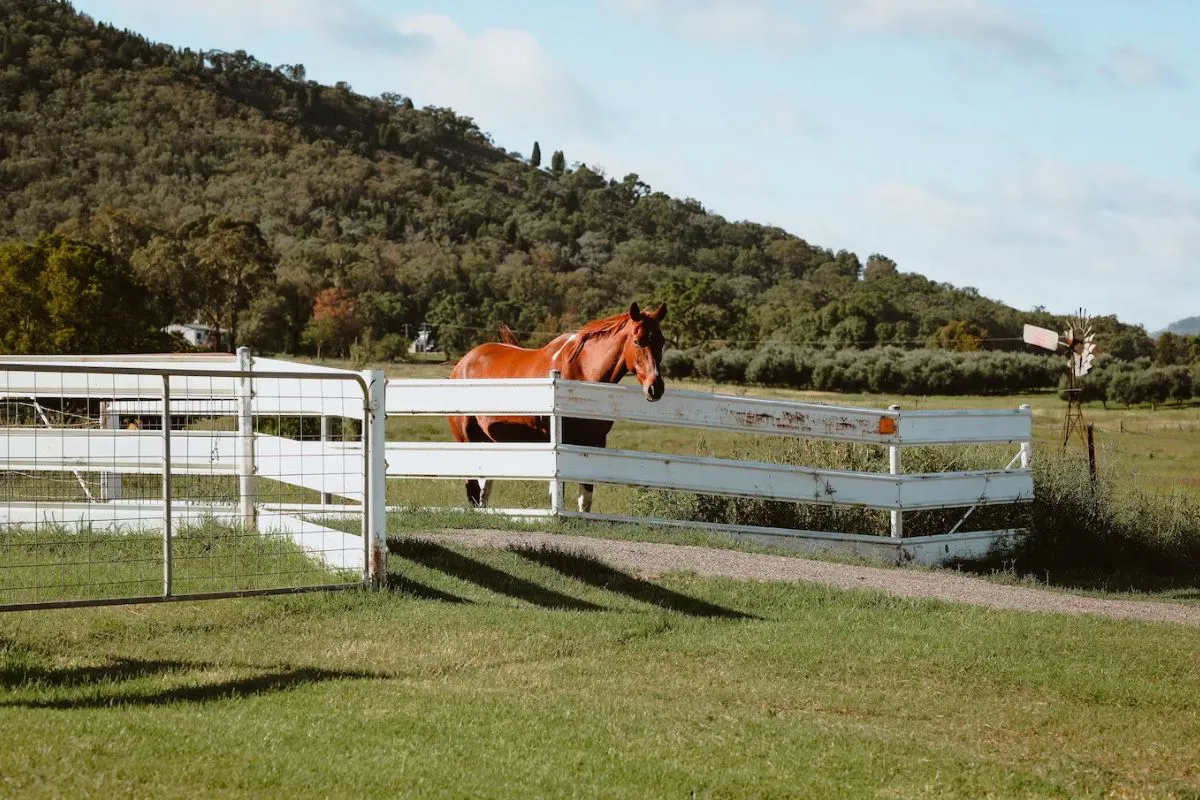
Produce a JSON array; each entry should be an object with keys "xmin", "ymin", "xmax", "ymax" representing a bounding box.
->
[
  {"xmin": 0, "ymin": 0, "xmax": 1155, "ymax": 363},
  {"xmin": 1161, "ymin": 317, "xmax": 1200, "ymax": 337}
]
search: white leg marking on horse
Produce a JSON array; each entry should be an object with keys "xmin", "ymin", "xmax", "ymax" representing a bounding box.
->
[
  {"xmin": 578, "ymin": 486, "xmax": 593, "ymax": 513},
  {"xmin": 479, "ymin": 479, "xmax": 493, "ymax": 508}
]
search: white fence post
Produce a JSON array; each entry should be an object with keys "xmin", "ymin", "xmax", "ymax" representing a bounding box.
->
[
  {"xmin": 319, "ymin": 414, "xmax": 333, "ymax": 506},
  {"xmin": 99, "ymin": 401, "xmax": 122, "ymax": 501},
  {"xmin": 161, "ymin": 375, "xmax": 173, "ymax": 598},
  {"xmin": 1019, "ymin": 404, "xmax": 1033, "ymax": 468},
  {"xmin": 364, "ymin": 369, "xmax": 388, "ymax": 585},
  {"xmin": 236, "ymin": 346, "xmax": 257, "ymax": 532},
  {"xmin": 548, "ymin": 369, "xmax": 564, "ymax": 516},
  {"xmin": 888, "ymin": 404, "xmax": 903, "ymax": 539}
]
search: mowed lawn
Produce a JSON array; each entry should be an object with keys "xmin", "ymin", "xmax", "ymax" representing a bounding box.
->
[{"xmin": 3, "ymin": 538, "xmax": 1199, "ymax": 799}]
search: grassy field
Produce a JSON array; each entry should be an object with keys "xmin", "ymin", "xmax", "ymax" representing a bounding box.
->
[
  {"xmin": 0, "ymin": 521, "xmax": 358, "ymax": 606},
  {"xmin": 2, "ymin": 539, "xmax": 1199, "ymax": 799},
  {"xmin": 2, "ymin": 359, "xmax": 1199, "ymax": 797}
]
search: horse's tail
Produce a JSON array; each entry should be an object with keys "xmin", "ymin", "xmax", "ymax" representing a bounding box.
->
[{"xmin": 496, "ymin": 322, "xmax": 521, "ymax": 347}]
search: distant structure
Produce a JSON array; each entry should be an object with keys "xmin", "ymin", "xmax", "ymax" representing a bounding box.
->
[
  {"xmin": 408, "ymin": 323, "xmax": 438, "ymax": 354},
  {"xmin": 165, "ymin": 321, "xmax": 220, "ymax": 350},
  {"xmin": 1023, "ymin": 308, "xmax": 1098, "ymax": 447}
]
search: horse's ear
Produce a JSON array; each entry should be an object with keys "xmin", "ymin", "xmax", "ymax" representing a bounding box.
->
[
  {"xmin": 651, "ymin": 303, "xmax": 667, "ymax": 321},
  {"xmin": 628, "ymin": 301, "xmax": 642, "ymax": 321}
]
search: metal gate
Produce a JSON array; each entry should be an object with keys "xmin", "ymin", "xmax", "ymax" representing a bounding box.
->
[{"xmin": 0, "ymin": 351, "xmax": 387, "ymax": 612}]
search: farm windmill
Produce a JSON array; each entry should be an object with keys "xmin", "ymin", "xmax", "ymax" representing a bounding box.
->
[{"xmin": 1023, "ymin": 309, "xmax": 1098, "ymax": 447}]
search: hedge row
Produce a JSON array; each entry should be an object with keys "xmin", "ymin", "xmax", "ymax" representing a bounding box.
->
[
  {"xmin": 1068, "ymin": 361, "xmax": 1200, "ymax": 409},
  {"xmin": 662, "ymin": 345, "xmax": 1062, "ymax": 395}
]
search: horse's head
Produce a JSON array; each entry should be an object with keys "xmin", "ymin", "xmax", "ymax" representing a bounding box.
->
[{"xmin": 623, "ymin": 301, "xmax": 668, "ymax": 402}]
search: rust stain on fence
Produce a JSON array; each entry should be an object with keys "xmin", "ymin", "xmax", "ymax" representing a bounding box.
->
[{"xmin": 727, "ymin": 409, "xmax": 882, "ymax": 438}]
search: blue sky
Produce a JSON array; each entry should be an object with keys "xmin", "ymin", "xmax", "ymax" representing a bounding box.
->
[{"xmin": 74, "ymin": 0, "xmax": 1199, "ymax": 330}]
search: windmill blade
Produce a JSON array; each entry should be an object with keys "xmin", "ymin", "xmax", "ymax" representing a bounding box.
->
[
  {"xmin": 1074, "ymin": 338, "xmax": 1097, "ymax": 377},
  {"xmin": 1023, "ymin": 323, "xmax": 1061, "ymax": 352}
]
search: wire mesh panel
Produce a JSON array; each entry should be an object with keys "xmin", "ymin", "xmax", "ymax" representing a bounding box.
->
[{"xmin": 0, "ymin": 355, "xmax": 373, "ymax": 612}]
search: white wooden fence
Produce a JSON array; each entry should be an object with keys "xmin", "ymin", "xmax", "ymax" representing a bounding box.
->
[
  {"xmin": 2, "ymin": 352, "xmax": 1034, "ymax": 612},
  {"xmin": 385, "ymin": 373, "xmax": 1034, "ymax": 564}
]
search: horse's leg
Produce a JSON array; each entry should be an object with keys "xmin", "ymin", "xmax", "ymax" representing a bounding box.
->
[
  {"xmin": 573, "ymin": 423, "xmax": 610, "ymax": 514},
  {"xmin": 453, "ymin": 415, "xmax": 490, "ymax": 508}
]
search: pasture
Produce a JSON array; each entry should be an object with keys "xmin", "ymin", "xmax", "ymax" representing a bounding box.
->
[
  {"xmin": 3, "ymin": 537, "xmax": 1200, "ymax": 799},
  {"xmin": 3, "ymin": 356, "xmax": 1200, "ymax": 798}
]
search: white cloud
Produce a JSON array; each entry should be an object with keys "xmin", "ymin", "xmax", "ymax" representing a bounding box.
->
[
  {"xmin": 829, "ymin": 0, "xmax": 1060, "ymax": 63},
  {"xmin": 112, "ymin": 1, "xmax": 606, "ymax": 137},
  {"xmin": 605, "ymin": 0, "xmax": 807, "ymax": 45},
  {"xmin": 611, "ymin": 0, "xmax": 1059, "ymax": 65},
  {"xmin": 115, "ymin": 0, "xmax": 425, "ymax": 53},
  {"xmin": 392, "ymin": 14, "xmax": 608, "ymax": 136},
  {"xmin": 1101, "ymin": 46, "xmax": 1185, "ymax": 89},
  {"xmin": 854, "ymin": 162, "xmax": 1200, "ymax": 327}
]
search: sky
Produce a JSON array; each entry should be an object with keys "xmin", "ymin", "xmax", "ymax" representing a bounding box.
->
[{"xmin": 72, "ymin": 0, "xmax": 1200, "ymax": 331}]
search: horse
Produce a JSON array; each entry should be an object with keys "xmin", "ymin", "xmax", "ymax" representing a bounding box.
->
[{"xmin": 448, "ymin": 301, "xmax": 668, "ymax": 512}]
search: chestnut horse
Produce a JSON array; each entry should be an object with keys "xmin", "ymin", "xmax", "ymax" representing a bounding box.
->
[{"xmin": 448, "ymin": 301, "xmax": 668, "ymax": 512}]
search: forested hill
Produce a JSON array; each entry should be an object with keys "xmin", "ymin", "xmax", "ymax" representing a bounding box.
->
[{"xmin": 0, "ymin": 0, "xmax": 1155, "ymax": 361}]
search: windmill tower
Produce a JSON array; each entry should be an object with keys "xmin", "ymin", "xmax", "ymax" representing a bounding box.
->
[{"xmin": 1023, "ymin": 309, "xmax": 1098, "ymax": 447}]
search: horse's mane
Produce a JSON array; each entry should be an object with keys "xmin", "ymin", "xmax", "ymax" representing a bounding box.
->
[{"xmin": 560, "ymin": 312, "xmax": 632, "ymax": 364}]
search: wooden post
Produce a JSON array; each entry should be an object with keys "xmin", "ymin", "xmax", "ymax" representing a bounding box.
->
[
  {"xmin": 1086, "ymin": 423, "xmax": 1097, "ymax": 490},
  {"xmin": 319, "ymin": 414, "xmax": 333, "ymax": 506},
  {"xmin": 548, "ymin": 369, "xmax": 564, "ymax": 516},
  {"xmin": 888, "ymin": 404, "xmax": 902, "ymax": 539},
  {"xmin": 363, "ymin": 370, "xmax": 388, "ymax": 585},
  {"xmin": 236, "ymin": 346, "xmax": 257, "ymax": 532},
  {"xmin": 99, "ymin": 401, "xmax": 122, "ymax": 501},
  {"xmin": 1019, "ymin": 404, "xmax": 1033, "ymax": 469}
]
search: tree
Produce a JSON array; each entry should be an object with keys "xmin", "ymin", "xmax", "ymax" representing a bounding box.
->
[
  {"xmin": 530, "ymin": 141, "xmax": 541, "ymax": 168},
  {"xmin": 929, "ymin": 320, "xmax": 987, "ymax": 352},
  {"xmin": 301, "ymin": 287, "xmax": 363, "ymax": 358},
  {"xmin": 0, "ymin": 234, "xmax": 165, "ymax": 354},
  {"xmin": 164, "ymin": 215, "xmax": 276, "ymax": 350},
  {"xmin": 863, "ymin": 253, "xmax": 898, "ymax": 281},
  {"xmin": 1154, "ymin": 331, "xmax": 1186, "ymax": 365},
  {"xmin": 550, "ymin": 149, "xmax": 566, "ymax": 176}
]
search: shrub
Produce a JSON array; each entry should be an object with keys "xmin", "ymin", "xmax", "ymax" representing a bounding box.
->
[
  {"xmin": 662, "ymin": 348, "xmax": 697, "ymax": 379},
  {"xmin": 698, "ymin": 348, "xmax": 752, "ymax": 384}
]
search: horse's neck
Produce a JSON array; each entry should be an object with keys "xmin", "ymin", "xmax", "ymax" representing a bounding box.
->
[{"xmin": 555, "ymin": 328, "xmax": 629, "ymax": 384}]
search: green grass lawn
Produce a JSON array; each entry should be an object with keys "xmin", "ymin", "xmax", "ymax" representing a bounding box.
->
[
  {"xmin": 0, "ymin": 521, "xmax": 358, "ymax": 607},
  {"xmin": 2, "ymin": 538, "xmax": 1198, "ymax": 799}
]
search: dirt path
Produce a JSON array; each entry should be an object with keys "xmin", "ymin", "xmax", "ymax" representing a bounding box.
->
[{"xmin": 411, "ymin": 529, "xmax": 1200, "ymax": 627}]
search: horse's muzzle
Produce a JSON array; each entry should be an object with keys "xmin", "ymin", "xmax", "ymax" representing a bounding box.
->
[{"xmin": 645, "ymin": 377, "xmax": 665, "ymax": 402}]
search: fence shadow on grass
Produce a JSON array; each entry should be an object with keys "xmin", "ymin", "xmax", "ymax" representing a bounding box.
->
[
  {"xmin": 508, "ymin": 545, "xmax": 758, "ymax": 621},
  {"xmin": 1, "ymin": 656, "xmax": 379, "ymax": 710},
  {"xmin": 384, "ymin": 572, "xmax": 473, "ymax": 604},
  {"xmin": 388, "ymin": 539, "xmax": 608, "ymax": 612}
]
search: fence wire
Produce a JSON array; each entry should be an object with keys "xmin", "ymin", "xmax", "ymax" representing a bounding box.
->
[{"xmin": 0, "ymin": 360, "xmax": 369, "ymax": 611}]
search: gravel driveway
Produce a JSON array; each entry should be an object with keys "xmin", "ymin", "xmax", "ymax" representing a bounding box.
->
[{"xmin": 411, "ymin": 529, "xmax": 1200, "ymax": 627}]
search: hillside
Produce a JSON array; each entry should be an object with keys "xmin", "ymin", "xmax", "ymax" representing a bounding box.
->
[
  {"xmin": 1162, "ymin": 317, "xmax": 1200, "ymax": 337},
  {"xmin": 0, "ymin": 0, "xmax": 1155, "ymax": 362}
]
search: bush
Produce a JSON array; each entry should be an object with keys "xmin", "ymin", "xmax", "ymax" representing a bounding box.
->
[
  {"xmin": 698, "ymin": 349, "xmax": 752, "ymax": 384},
  {"xmin": 661, "ymin": 348, "xmax": 697, "ymax": 379}
]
